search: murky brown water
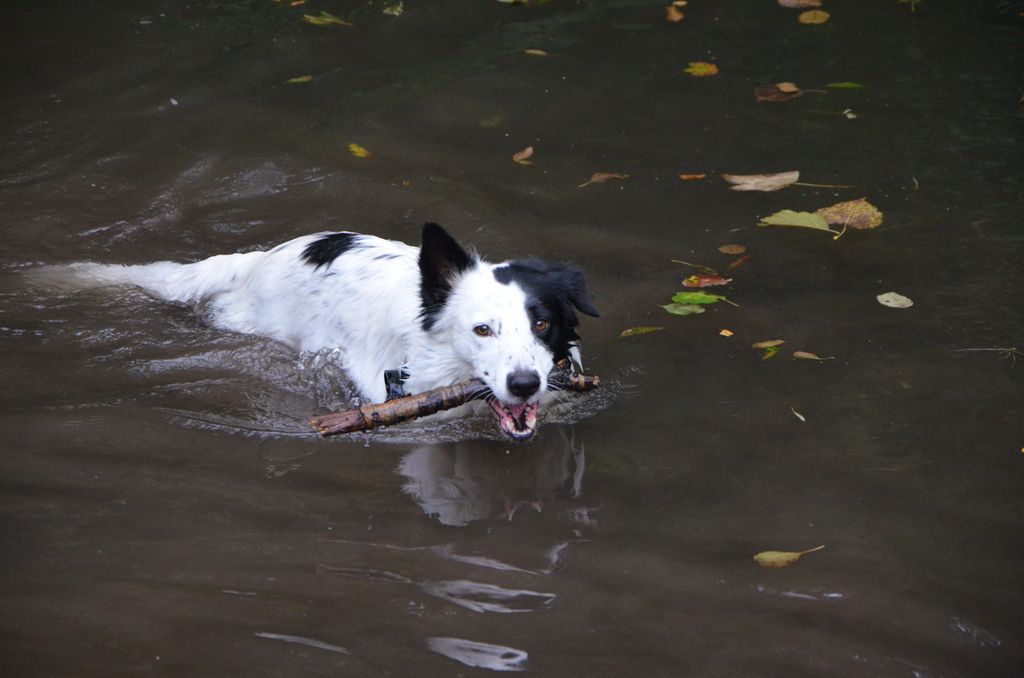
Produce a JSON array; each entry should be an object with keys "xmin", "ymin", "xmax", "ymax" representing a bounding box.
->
[{"xmin": 2, "ymin": 1, "xmax": 1022, "ymax": 675}]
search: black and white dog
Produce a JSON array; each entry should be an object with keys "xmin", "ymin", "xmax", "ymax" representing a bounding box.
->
[{"xmin": 51, "ymin": 223, "xmax": 598, "ymax": 440}]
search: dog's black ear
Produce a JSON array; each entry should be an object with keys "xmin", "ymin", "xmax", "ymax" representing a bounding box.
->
[
  {"xmin": 419, "ymin": 223, "xmax": 473, "ymax": 328},
  {"xmin": 550, "ymin": 263, "xmax": 600, "ymax": 318}
]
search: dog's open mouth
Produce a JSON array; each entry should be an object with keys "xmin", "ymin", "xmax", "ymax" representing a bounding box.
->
[{"xmin": 486, "ymin": 398, "xmax": 539, "ymax": 441}]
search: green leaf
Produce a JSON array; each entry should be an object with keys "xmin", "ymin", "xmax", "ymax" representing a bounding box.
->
[
  {"xmin": 620, "ymin": 326, "xmax": 665, "ymax": 338},
  {"xmin": 758, "ymin": 210, "xmax": 839, "ymax": 237},
  {"xmin": 661, "ymin": 303, "xmax": 705, "ymax": 316},
  {"xmin": 671, "ymin": 291, "xmax": 727, "ymax": 305},
  {"xmin": 825, "ymin": 81, "xmax": 867, "ymax": 89}
]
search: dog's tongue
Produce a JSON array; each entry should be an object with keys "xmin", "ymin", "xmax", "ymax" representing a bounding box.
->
[{"xmin": 488, "ymin": 400, "xmax": 539, "ymax": 440}]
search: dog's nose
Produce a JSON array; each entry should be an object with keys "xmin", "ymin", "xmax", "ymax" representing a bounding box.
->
[{"xmin": 506, "ymin": 370, "xmax": 541, "ymax": 399}]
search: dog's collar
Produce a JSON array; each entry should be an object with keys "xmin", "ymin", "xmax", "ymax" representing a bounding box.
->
[{"xmin": 384, "ymin": 369, "xmax": 409, "ymax": 401}]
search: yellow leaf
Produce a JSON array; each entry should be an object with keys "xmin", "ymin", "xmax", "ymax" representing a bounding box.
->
[
  {"xmin": 285, "ymin": 75, "xmax": 313, "ymax": 84},
  {"xmin": 683, "ymin": 62, "xmax": 719, "ymax": 77},
  {"xmin": 620, "ymin": 326, "xmax": 665, "ymax": 338},
  {"xmin": 383, "ymin": 2, "xmax": 404, "ymax": 16},
  {"xmin": 798, "ymin": 9, "xmax": 830, "ymax": 24},
  {"xmin": 579, "ymin": 172, "xmax": 630, "ymax": 188},
  {"xmin": 753, "ymin": 545, "xmax": 825, "ymax": 568},
  {"xmin": 815, "ymin": 198, "xmax": 883, "ymax": 230},
  {"xmin": 348, "ymin": 143, "xmax": 372, "ymax": 158},
  {"xmin": 752, "ymin": 339, "xmax": 785, "ymax": 349},
  {"xmin": 524, "ymin": 48, "xmax": 549, "ymax": 57},
  {"xmin": 303, "ymin": 11, "xmax": 351, "ymax": 26},
  {"xmin": 719, "ymin": 329, "xmax": 734, "ymax": 337},
  {"xmin": 513, "ymin": 146, "xmax": 534, "ymax": 165}
]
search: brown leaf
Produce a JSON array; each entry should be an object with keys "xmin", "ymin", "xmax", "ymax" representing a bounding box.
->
[
  {"xmin": 719, "ymin": 329, "xmax": 734, "ymax": 337},
  {"xmin": 793, "ymin": 350, "xmax": 835, "ymax": 361},
  {"xmin": 718, "ymin": 244, "xmax": 746, "ymax": 255},
  {"xmin": 798, "ymin": 9, "xmax": 830, "ymax": 24},
  {"xmin": 755, "ymin": 82, "xmax": 803, "ymax": 102},
  {"xmin": 721, "ymin": 171, "xmax": 800, "ymax": 192},
  {"xmin": 726, "ymin": 254, "xmax": 751, "ymax": 270},
  {"xmin": 665, "ymin": 5, "xmax": 684, "ymax": 22},
  {"xmin": 512, "ymin": 146, "xmax": 534, "ymax": 165},
  {"xmin": 815, "ymin": 198, "xmax": 883, "ymax": 230},
  {"xmin": 524, "ymin": 49, "xmax": 550, "ymax": 57},
  {"xmin": 778, "ymin": 0, "xmax": 821, "ymax": 7},
  {"xmin": 678, "ymin": 173, "xmax": 707, "ymax": 181},
  {"xmin": 579, "ymin": 172, "xmax": 630, "ymax": 188}
]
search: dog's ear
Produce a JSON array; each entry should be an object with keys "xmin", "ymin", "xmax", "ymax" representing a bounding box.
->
[
  {"xmin": 419, "ymin": 223, "xmax": 473, "ymax": 325},
  {"xmin": 549, "ymin": 263, "xmax": 600, "ymax": 318}
]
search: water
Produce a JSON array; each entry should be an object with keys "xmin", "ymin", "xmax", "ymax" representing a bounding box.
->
[{"xmin": 2, "ymin": 1, "xmax": 1022, "ymax": 675}]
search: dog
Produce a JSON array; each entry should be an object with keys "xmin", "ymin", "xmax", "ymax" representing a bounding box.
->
[{"xmin": 44, "ymin": 223, "xmax": 599, "ymax": 440}]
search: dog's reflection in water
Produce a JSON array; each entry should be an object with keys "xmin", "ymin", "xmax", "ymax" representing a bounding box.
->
[{"xmin": 397, "ymin": 426, "xmax": 584, "ymax": 527}]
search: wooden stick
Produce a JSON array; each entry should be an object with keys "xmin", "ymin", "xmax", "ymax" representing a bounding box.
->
[{"xmin": 310, "ymin": 363, "xmax": 600, "ymax": 437}]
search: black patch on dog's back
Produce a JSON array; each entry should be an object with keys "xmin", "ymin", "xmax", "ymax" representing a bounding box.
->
[
  {"xmin": 493, "ymin": 259, "xmax": 599, "ymax": 361},
  {"xmin": 302, "ymin": 232, "xmax": 360, "ymax": 269}
]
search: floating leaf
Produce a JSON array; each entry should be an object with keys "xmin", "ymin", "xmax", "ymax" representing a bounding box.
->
[
  {"xmin": 815, "ymin": 198, "xmax": 883, "ymax": 230},
  {"xmin": 683, "ymin": 62, "xmax": 719, "ymax": 77},
  {"xmin": 512, "ymin": 146, "xmax": 534, "ymax": 165},
  {"xmin": 579, "ymin": 172, "xmax": 629, "ymax": 188},
  {"xmin": 665, "ymin": 4, "xmax": 685, "ymax": 22},
  {"xmin": 661, "ymin": 303, "xmax": 705, "ymax": 316},
  {"xmin": 758, "ymin": 210, "xmax": 838, "ymax": 237},
  {"xmin": 721, "ymin": 171, "xmax": 800, "ymax": 192},
  {"xmin": 755, "ymin": 82, "xmax": 803, "ymax": 103},
  {"xmin": 877, "ymin": 292, "xmax": 913, "ymax": 309},
  {"xmin": 798, "ymin": 9, "xmax": 830, "ymax": 23},
  {"xmin": 672, "ymin": 291, "xmax": 728, "ymax": 305},
  {"xmin": 761, "ymin": 345, "xmax": 780, "ymax": 360},
  {"xmin": 754, "ymin": 545, "xmax": 825, "ymax": 568},
  {"xmin": 303, "ymin": 10, "xmax": 352, "ymax": 26},
  {"xmin": 524, "ymin": 48, "xmax": 549, "ymax": 57},
  {"xmin": 348, "ymin": 143, "xmax": 372, "ymax": 158},
  {"xmin": 718, "ymin": 244, "xmax": 746, "ymax": 255},
  {"xmin": 678, "ymin": 173, "xmax": 706, "ymax": 181},
  {"xmin": 779, "ymin": 0, "xmax": 821, "ymax": 6},
  {"xmin": 752, "ymin": 339, "xmax": 785, "ymax": 349},
  {"xmin": 620, "ymin": 326, "xmax": 665, "ymax": 338},
  {"xmin": 793, "ymin": 351, "xmax": 834, "ymax": 361},
  {"xmin": 383, "ymin": 1, "xmax": 404, "ymax": 15},
  {"xmin": 683, "ymin": 275, "xmax": 732, "ymax": 288},
  {"xmin": 285, "ymin": 75, "xmax": 313, "ymax": 84},
  {"xmin": 727, "ymin": 255, "xmax": 751, "ymax": 270},
  {"xmin": 790, "ymin": 406, "xmax": 806, "ymax": 422},
  {"xmin": 825, "ymin": 81, "xmax": 867, "ymax": 89},
  {"xmin": 719, "ymin": 329, "xmax": 734, "ymax": 337}
]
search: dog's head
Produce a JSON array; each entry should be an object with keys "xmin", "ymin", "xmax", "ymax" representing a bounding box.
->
[{"xmin": 419, "ymin": 223, "xmax": 598, "ymax": 441}]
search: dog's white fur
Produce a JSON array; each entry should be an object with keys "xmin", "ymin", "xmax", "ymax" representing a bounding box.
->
[{"xmin": 39, "ymin": 224, "xmax": 597, "ymax": 439}]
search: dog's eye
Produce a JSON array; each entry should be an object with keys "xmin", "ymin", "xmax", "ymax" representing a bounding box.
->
[
  {"xmin": 473, "ymin": 324, "xmax": 493, "ymax": 337},
  {"xmin": 533, "ymin": 319, "xmax": 550, "ymax": 333}
]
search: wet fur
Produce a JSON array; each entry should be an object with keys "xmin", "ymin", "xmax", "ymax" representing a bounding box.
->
[{"xmin": 37, "ymin": 223, "xmax": 598, "ymax": 436}]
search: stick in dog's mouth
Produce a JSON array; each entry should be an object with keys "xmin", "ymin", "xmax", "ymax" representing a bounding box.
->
[{"xmin": 486, "ymin": 398, "xmax": 539, "ymax": 441}]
